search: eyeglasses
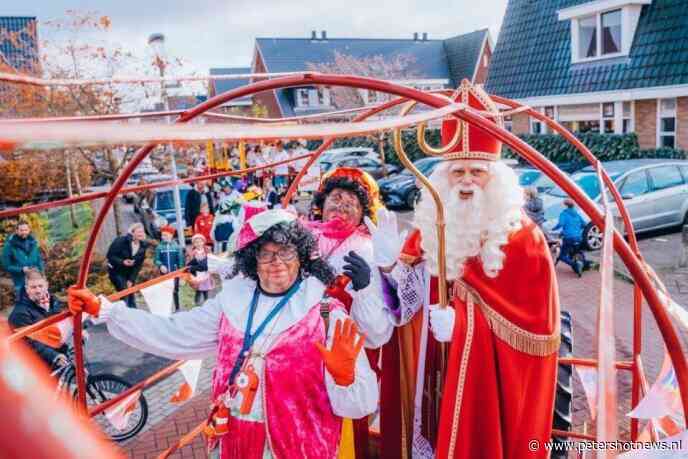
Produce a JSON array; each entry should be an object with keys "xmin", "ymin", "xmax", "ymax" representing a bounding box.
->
[{"xmin": 257, "ymin": 246, "xmax": 298, "ymax": 264}]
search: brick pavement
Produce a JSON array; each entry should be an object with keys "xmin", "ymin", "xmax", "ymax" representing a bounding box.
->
[{"xmin": 119, "ymin": 259, "xmax": 688, "ymax": 458}]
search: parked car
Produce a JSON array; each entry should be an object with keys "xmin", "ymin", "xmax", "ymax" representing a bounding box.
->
[
  {"xmin": 125, "ymin": 167, "xmax": 170, "ymax": 204},
  {"xmin": 378, "ymin": 157, "xmax": 443, "ymax": 209},
  {"xmin": 140, "ymin": 185, "xmax": 192, "ymax": 239},
  {"xmin": 317, "ymin": 147, "xmax": 379, "ymax": 168},
  {"xmin": 319, "ymin": 155, "xmax": 400, "ymax": 179},
  {"xmin": 542, "ymin": 159, "xmax": 688, "ymax": 250}
]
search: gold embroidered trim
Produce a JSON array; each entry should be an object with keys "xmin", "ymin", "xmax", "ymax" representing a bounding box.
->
[
  {"xmin": 444, "ymin": 151, "xmax": 499, "ymax": 161},
  {"xmin": 447, "ymin": 295, "xmax": 475, "ymax": 457},
  {"xmin": 454, "ymin": 281, "xmax": 560, "ymax": 357}
]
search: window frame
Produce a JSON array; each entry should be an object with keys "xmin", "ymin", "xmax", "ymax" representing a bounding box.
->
[
  {"xmin": 657, "ymin": 98, "xmax": 677, "ymax": 149},
  {"xmin": 572, "ymin": 8, "xmax": 624, "ymax": 63}
]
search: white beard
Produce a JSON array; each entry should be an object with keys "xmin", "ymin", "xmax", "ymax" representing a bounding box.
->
[{"xmin": 413, "ymin": 161, "xmax": 524, "ymax": 280}]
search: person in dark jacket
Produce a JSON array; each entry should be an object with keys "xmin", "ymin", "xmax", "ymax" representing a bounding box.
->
[
  {"xmin": 9, "ymin": 269, "xmax": 68, "ymax": 369},
  {"xmin": 2, "ymin": 221, "xmax": 45, "ymax": 294},
  {"xmin": 106, "ymin": 223, "xmax": 149, "ymax": 308},
  {"xmin": 154, "ymin": 225, "xmax": 184, "ymax": 311},
  {"xmin": 184, "ymin": 181, "xmax": 215, "ymax": 230}
]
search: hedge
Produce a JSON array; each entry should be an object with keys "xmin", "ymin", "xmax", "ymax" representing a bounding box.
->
[{"xmin": 307, "ymin": 131, "xmax": 688, "ymax": 168}]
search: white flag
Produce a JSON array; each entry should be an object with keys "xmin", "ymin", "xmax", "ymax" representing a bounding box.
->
[
  {"xmin": 104, "ymin": 389, "xmax": 141, "ymax": 432},
  {"xmin": 170, "ymin": 360, "xmax": 203, "ymax": 404},
  {"xmin": 140, "ymin": 278, "xmax": 175, "ymax": 317}
]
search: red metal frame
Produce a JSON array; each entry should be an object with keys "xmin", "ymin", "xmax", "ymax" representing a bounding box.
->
[{"xmin": 4, "ymin": 73, "xmax": 687, "ymax": 450}]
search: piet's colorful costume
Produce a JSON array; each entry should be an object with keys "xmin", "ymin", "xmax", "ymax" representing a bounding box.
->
[
  {"xmin": 309, "ymin": 167, "xmax": 393, "ymax": 349},
  {"xmin": 382, "ymin": 81, "xmax": 560, "ymax": 458},
  {"xmin": 76, "ymin": 210, "xmax": 378, "ymax": 459}
]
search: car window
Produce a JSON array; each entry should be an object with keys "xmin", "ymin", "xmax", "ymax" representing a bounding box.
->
[
  {"xmin": 547, "ymin": 173, "xmax": 601, "ymax": 199},
  {"xmin": 649, "ymin": 166, "xmax": 684, "ymax": 191},
  {"xmin": 619, "ymin": 171, "xmax": 650, "ymax": 196},
  {"xmin": 340, "ymin": 159, "xmax": 358, "ymax": 167},
  {"xmin": 518, "ymin": 170, "xmax": 541, "ymax": 186},
  {"xmin": 357, "ymin": 159, "xmax": 378, "ymax": 167},
  {"xmin": 681, "ymin": 165, "xmax": 688, "ymax": 181},
  {"xmin": 155, "ymin": 191, "xmax": 175, "ymax": 210}
]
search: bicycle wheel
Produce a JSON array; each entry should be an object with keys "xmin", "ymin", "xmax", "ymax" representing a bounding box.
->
[{"xmin": 74, "ymin": 373, "xmax": 149, "ymax": 442}]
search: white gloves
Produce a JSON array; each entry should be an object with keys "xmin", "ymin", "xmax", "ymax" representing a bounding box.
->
[
  {"xmin": 364, "ymin": 208, "xmax": 408, "ymax": 269},
  {"xmin": 429, "ymin": 305, "xmax": 455, "ymax": 343}
]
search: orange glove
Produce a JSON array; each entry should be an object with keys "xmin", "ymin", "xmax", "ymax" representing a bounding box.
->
[
  {"xmin": 314, "ymin": 318, "xmax": 365, "ymax": 387},
  {"xmin": 67, "ymin": 287, "xmax": 101, "ymax": 317}
]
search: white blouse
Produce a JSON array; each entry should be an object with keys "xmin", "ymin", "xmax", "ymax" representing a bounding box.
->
[
  {"xmin": 321, "ymin": 231, "xmax": 394, "ymax": 348},
  {"xmin": 98, "ymin": 275, "xmax": 378, "ymax": 420}
]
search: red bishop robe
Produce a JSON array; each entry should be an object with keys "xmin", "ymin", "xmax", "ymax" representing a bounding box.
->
[{"xmin": 402, "ymin": 218, "xmax": 560, "ymax": 459}]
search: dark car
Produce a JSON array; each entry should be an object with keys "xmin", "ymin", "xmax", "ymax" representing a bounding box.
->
[
  {"xmin": 140, "ymin": 185, "xmax": 192, "ymax": 239},
  {"xmin": 320, "ymin": 155, "xmax": 400, "ymax": 180},
  {"xmin": 378, "ymin": 157, "xmax": 443, "ymax": 209}
]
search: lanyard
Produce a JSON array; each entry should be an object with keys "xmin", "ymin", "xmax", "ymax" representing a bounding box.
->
[{"xmin": 228, "ymin": 279, "xmax": 302, "ymax": 384}]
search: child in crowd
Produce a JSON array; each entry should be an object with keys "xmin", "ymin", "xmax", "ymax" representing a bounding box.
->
[
  {"xmin": 193, "ymin": 203, "xmax": 214, "ymax": 249},
  {"xmin": 153, "ymin": 225, "xmax": 184, "ymax": 311},
  {"xmin": 187, "ymin": 234, "xmax": 214, "ymax": 305}
]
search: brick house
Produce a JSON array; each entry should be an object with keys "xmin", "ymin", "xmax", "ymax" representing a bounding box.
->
[
  {"xmin": 486, "ymin": 0, "xmax": 688, "ymax": 150},
  {"xmin": 245, "ymin": 29, "xmax": 492, "ymax": 118}
]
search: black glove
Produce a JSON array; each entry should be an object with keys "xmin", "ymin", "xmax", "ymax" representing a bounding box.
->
[{"xmin": 343, "ymin": 251, "xmax": 371, "ymax": 292}]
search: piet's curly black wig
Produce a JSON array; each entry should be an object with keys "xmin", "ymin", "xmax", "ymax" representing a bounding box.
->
[
  {"xmin": 231, "ymin": 220, "xmax": 336, "ymax": 286},
  {"xmin": 311, "ymin": 177, "xmax": 372, "ymax": 222}
]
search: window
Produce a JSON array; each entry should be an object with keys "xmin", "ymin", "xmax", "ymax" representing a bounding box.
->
[
  {"xmin": 619, "ymin": 171, "xmax": 649, "ymax": 196},
  {"xmin": 601, "ymin": 10, "xmax": 622, "ymax": 55},
  {"xmin": 531, "ymin": 120, "xmax": 542, "ymax": 135},
  {"xmin": 503, "ymin": 115, "xmax": 513, "ymax": 132},
  {"xmin": 602, "ymin": 102, "xmax": 615, "ymax": 133},
  {"xmin": 579, "ymin": 15, "xmax": 598, "ymax": 59},
  {"xmin": 296, "ymin": 87, "xmax": 330, "ymax": 108},
  {"xmin": 545, "ymin": 106, "xmax": 555, "ymax": 118},
  {"xmin": 622, "ymin": 101, "xmax": 633, "ymax": 134},
  {"xmin": 296, "ymin": 88, "xmax": 310, "ymax": 107},
  {"xmin": 579, "ymin": 120, "xmax": 600, "ymax": 133},
  {"xmin": 649, "ymin": 166, "xmax": 684, "ymax": 191},
  {"xmin": 658, "ymin": 98, "xmax": 677, "ymax": 148}
]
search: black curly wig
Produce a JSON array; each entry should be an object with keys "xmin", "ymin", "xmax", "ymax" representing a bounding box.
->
[
  {"xmin": 231, "ymin": 220, "xmax": 336, "ymax": 286},
  {"xmin": 311, "ymin": 177, "xmax": 372, "ymax": 223}
]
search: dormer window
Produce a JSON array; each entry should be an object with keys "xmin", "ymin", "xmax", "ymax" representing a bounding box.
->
[{"xmin": 559, "ymin": 0, "xmax": 651, "ymax": 63}]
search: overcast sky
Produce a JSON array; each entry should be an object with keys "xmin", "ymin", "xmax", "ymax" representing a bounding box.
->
[{"xmin": 3, "ymin": 0, "xmax": 509, "ymax": 74}]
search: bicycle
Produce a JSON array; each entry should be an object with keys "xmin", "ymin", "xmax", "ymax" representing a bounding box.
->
[{"xmin": 51, "ymin": 343, "xmax": 149, "ymax": 442}]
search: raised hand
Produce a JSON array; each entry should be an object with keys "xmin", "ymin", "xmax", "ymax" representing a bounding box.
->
[
  {"xmin": 314, "ymin": 318, "xmax": 365, "ymax": 387},
  {"xmin": 342, "ymin": 251, "xmax": 371, "ymax": 291},
  {"xmin": 364, "ymin": 207, "xmax": 408, "ymax": 269},
  {"xmin": 67, "ymin": 287, "xmax": 101, "ymax": 317}
]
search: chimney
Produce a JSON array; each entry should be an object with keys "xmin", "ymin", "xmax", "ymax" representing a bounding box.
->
[
  {"xmin": 311, "ymin": 30, "xmax": 317, "ymax": 41},
  {"xmin": 321, "ymin": 30, "xmax": 327, "ymax": 40},
  {"xmin": 422, "ymin": 32, "xmax": 428, "ymax": 41},
  {"xmin": 413, "ymin": 32, "xmax": 419, "ymax": 41}
]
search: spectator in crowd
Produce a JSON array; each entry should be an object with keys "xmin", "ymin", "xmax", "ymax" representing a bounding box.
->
[
  {"xmin": 9, "ymin": 269, "xmax": 68, "ymax": 369},
  {"xmin": 187, "ymin": 234, "xmax": 214, "ymax": 305},
  {"xmin": 106, "ymin": 223, "xmax": 149, "ymax": 308},
  {"xmin": 2, "ymin": 220, "xmax": 44, "ymax": 295},
  {"xmin": 553, "ymin": 198, "xmax": 591, "ymax": 277},
  {"xmin": 272, "ymin": 141, "xmax": 290, "ymax": 189},
  {"xmin": 523, "ymin": 186, "xmax": 546, "ymax": 228},
  {"xmin": 184, "ymin": 180, "xmax": 215, "ymax": 228},
  {"xmin": 154, "ymin": 225, "xmax": 184, "ymax": 311},
  {"xmin": 194, "ymin": 202, "xmax": 214, "ymax": 249},
  {"xmin": 211, "ymin": 200, "xmax": 236, "ymax": 253}
]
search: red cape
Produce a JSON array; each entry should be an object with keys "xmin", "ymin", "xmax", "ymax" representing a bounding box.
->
[{"xmin": 404, "ymin": 219, "xmax": 560, "ymax": 459}]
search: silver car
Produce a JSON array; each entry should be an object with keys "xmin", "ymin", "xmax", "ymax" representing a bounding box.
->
[{"xmin": 542, "ymin": 159, "xmax": 688, "ymax": 250}]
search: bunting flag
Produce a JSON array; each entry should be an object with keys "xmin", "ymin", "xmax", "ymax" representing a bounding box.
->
[
  {"xmin": 28, "ymin": 317, "xmax": 74, "ymax": 349},
  {"xmin": 628, "ymin": 353, "xmax": 684, "ymax": 437},
  {"xmin": 103, "ymin": 389, "xmax": 141, "ymax": 432},
  {"xmin": 207, "ymin": 253, "xmax": 233, "ymax": 277},
  {"xmin": 575, "ymin": 365, "xmax": 599, "ymax": 421},
  {"xmin": 170, "ymin": 360, "xmax": 203, "ymax": 404},
  {"xmin": 596, "ymin": 205, "xmax": 618, "ymax": 450},
  {"xmin": 140, "ymin": 278, "xmax": 175, "ymax": 317}
]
